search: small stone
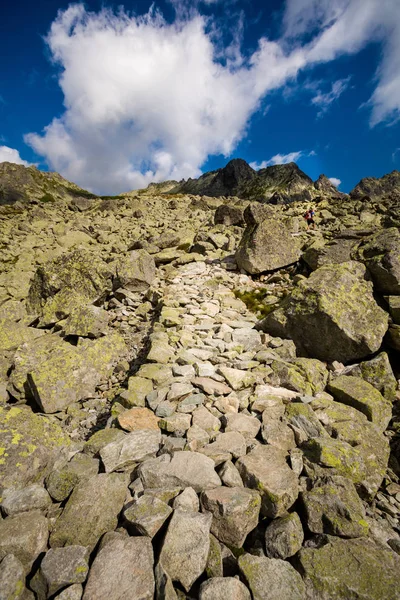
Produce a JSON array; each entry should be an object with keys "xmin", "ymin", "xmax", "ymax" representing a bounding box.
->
[
  {"xmin": 158, "ymin": 413, "xmax": 191, "ymax": 434},
  {"xmin": 192, "ymin": 406, "xmax": 221, "ymax": 434},
  {"xmin": 100, "ymin": 429, "xmax": 161, "ymax": 472},
  {"xmin": 218, "ymin": 366, "xmax": 252, "ymax": 390},
  {"xmin": 173, "ymin": 487, "xmax": 200, "ymax": 512},
  {"xmin": 192, "ymin": 377, "xmax": 232, "ymax": 396},
  {"xmin": 264, "ymin": 512, "xmax": 304, "ymax": 559},
  {"xmin": 119, "ymin": 376, "xmax": 153, "ymax": 408},
  {"xmin": 159, "ymin": 509, "xmax": 212, "ymax": 592},
  {"xmin": 224, "ymin": 413, "xmax": 261, "ymax": 440},
  {"xmin": 219, "ymin": 461, "xmax": 244, "ymax": 487},
  {"xmin": 123, "ymin": 495, "xmax": 172, "ymax": 537},
  {"xmin": 46, "ymin": 454, "xmax": 99, "ymax": 502},
  {"xmin": 200, "ymin": 432, "xmax": 247, "ymax": 464},
  {"xmin": 117, "ymin": 407, "xmax": 159, "ymax": 432}
]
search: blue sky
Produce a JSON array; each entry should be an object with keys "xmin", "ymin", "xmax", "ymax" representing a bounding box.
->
[{"xmin": 0, "ymin": 0, "xmax": 399, "ymax": 194}]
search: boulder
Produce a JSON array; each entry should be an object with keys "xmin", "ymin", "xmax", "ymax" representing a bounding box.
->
[
  {"xmin": 236, "ymin": 445, "xmax": 298, "ymax": 518},
  {"xmin": 239, "ymin": 554, "xmax": 305, "ymax": 600},
  {"xmin": 0, "ymin": 554, "xmax": 32, "ymax": 600},
  {"xmin": 83, "ymin": 537, "xmax": 154, "ymax": 600},
  {"xmin": 0, "ymin": 406, "xmax": 70, "ymax": 491},
  {"xmin": 356, "ymin": 227, "xmax": 400, "ymax": 293},
  {"xmin": 302, "ymin": 238, "xmax": 356, "ymax": 271},
  {"xmin": 1, "ymin": 485, "xmax": 51, "ymax": 515},
  {"xmin": 172, "ymin": 487, "xmax": 199, "ymax": 512},
  {"xmin": 40, "ymin": 546, "xmax": 89, "ymax": 596},
  {"xmin": 100, "ymin": 429, "xmax": 161, "ymax": 473},
  {"xmin": 63, "ymin": 305, "xmax": 110, "ymax": 338},
  {"xmin": 345, "ymin": 351, "xmax": 397, "ymax": 402},
  {"xmin": 200, "ymin": 577, "xmax": 251, "ymax": 600},
  {"xmin": 123, "ymin": 495, "xmax": 172, "ymax": 537},
  {"xmin": 159, "ymin": 509, "xmax": 212, "ymax": 591},
  {"xmin": 27, "ymin": 249, "xmax": 113, "ymax": 315},
  {"xmin": 55, "ymin": 584, "xmax": 83, "ymax": 600},
  {"xmin": 139, "ymin": 452, "xmax": 221, "ymax": 492},
  {"xmin": 214, "ymin": 204, "xmax": 246, "ymax": 227},
  {"xmin": 328, "ymin": 375, "xmax": 392, "ymax": 431},
  {"xmin": 117, "ymin": 407, "xmax": 160, "ymax": 432},
  {"xmin": 46, "ymin": 454, "xmax": 99, "ymax": 502},
  {"xmin": 49, "ymin": 473, "xmax": 127, "ymax": 550},
  {"xmin": 260, "ymin": 262, "xmax": 388, "ymax": 362},
  {"xmin": 0, "ymin": 318, "xmax": 44, "ymax": 353},
  {"xmin": 27, "ymin": 333, "xmax": 126, "ymax": 413},
  {"xmin": 296, "ymin": 537, "xmax": 400, "ymax": 600},
  {"xmin": 236, "ymin": 216, "xmax": 301, "ymax": 274},
  {"xmin": 201, "ymin": 486, "xmax": 260, "ymax": 547},
  {"xmin": 264, "ymin": 512, "xmax": 304, "ymax": 559},
  {"xmin": 0, "ymin": 511, "xmax": 48, "ymax": 569},
  {"xmin": 113, "ymin": 250, "xmax": 156, "ymax": 291},
  {"xmin": 301, "ymin": 475, "xmax": 368, "ymax": 538}
]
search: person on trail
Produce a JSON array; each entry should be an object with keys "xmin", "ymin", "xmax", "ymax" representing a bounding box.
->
[{"xmin": 304, "ymin": 207, "xmax": 316, "ymax": 230}]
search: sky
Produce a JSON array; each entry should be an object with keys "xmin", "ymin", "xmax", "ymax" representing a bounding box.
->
[{"xmin": 1, "ymin": 0, "xmax": 400, "ymax": 195}]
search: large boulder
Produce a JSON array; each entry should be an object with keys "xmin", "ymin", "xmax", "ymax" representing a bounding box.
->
[
  {"xmin": 27, "ymin": 333, "xmax": 126, "ymax": 413},
  {"xmin": 259, "ymin": 262, "xmax": 388, "ymax": 362},
  {"xmin": 239, "ymin": 554, "xmax": 305, "ymax": 600},
  {"xmin": 0, "ymin": 406, "xmax": 70, "ymax": 491},
  {"xmin": 49, "ymin": 473, "xmax": 127, "ymax": 550},
  {"xmin": 113, "ymin": 249, "xmax": 156, "ymax": 291},
  {"xmin": 296, "ymin": 537, "xmax": 400, "ymax": 600},
  {"xmin": 235, "ymin": 216, "xmax": 301, "ymax": 274},
  {"xmin": 214, "ymin": 204, "xmax": 246, "ymax": 227},
  {"xmin": 27, "ymin": 249, "xmax": 113, "ymax": 317},
  {"xmin": 356, "ymin": 228, "xmax": 400, "ymax": 293},
  {"xmin": 83, "ymin": 537, "xmax": 154, "ymax": 600},
  {"xmin": 0, "ymin": 511, "xmax": 48, "ymax": 569}
]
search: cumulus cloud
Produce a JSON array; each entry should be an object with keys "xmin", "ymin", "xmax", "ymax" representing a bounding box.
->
[
  {"xmin": 250, "ymin": 150, "xmax": 315, "ymax": 170},
  {"xmin": 0, "ymin": 145, "xmax": 31, "ymax": 166},
  {"xmin": 26, "ymin": 0, "xmax": 400, "ymax": 193},
  {"xmin": 328, "ymin": 177, "xmax": 341, "ymax": 187},
  {"xmin": 311, "ymin": 77, "xmax": 351, "ymax": 116}
]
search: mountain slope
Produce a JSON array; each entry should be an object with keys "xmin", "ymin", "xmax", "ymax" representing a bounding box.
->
[{"xmin": 0, "ymin": 162, "xmax": 100, "ymax": 206}]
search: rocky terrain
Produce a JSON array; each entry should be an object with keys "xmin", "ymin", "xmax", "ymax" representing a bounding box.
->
[{"xmin": 1, "ymin": 159, "xmax": 400, "ymax": 599}]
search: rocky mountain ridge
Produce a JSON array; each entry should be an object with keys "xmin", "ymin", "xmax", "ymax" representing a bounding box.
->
[{"xmin": 0, "ymin": 161, "xmax": 400, "ymax": 599}]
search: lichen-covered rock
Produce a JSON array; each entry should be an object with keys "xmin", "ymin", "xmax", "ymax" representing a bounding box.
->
[
  {"xmin": 49, "ymin": 473, "xmax": 127, "ymax": 550},
  {"xmin": 123, "ymin": 495, "xmax": 172, "ymax": 537},
  {"xmin": 27, "ymin": 333, "xmax": 126, "ymax": 413},
  {"xmin": 328, "ymin": 375, "xmax": 392, "ymax": 431},
  {"xmin": 236, "ymin": 217, "xmax": 301, "ymax": 274},
  {"xmin": 46, "ymin": 454, "xmax": 99, "ymax": 502},
  {"xmin": 40, "ymin": 546, "xmax": 89, "ymax": 596},
  {"xmin": 0, "ymin": 318, "xmax": 44, "ymax": 353},
  {"xmin": 301, "ymin": 475, "xmax": 368, "ymax": 538},
  {"xmin": 264, "ymin": 512, "xmax": 304, "ymax": 559},
  {"xmin": 239, "ymin": 553, "xmax": 305, "ymax": 600},
  {"xmin": 236, "ymin": 445, "xmax": 299, "ymax": 518},
  {"xmin": 139, "ymin": 451, "xmax": 221, "ymax": 492},
  {"xmin": 1, "ymin": 484, "xmax": 51, "ymax": 515},
  {"xmin": 100, "ymin": 429, "xmax": 161, "ymax": 473},
  {"xmin": 0, "ymin": 406, "xmax": 70, "ymax": 491},
  {"xmin": 200, "ymin": 486, "xmax": 261, "ymax": 547},
  {"xmin": 63, "ymin": 305, "xmax": 110, "ymax": 338},
  {"xmin": 83, "ymin": 537, "xmax": 154, "ymax": 600},
  {"xmin": 0, "ymin": 511, "xmax": 48, "ymax": 569},
  {"xmin": 82, "ymin": 428, "xmax": 126, "ymax": 456},
  {"xmin": 0, "ymin": 554, "xmax": 32, "ymax": 600},
  {"xmin": 260, "ymin": 262, "xmax": 388, "ymax": 362},
  {"xmin": 356, "ymin": 227, "xmax": 400, "ymax": 294},
  {"xmin": 345, "ymin": 351, "xmax": 397, "ymax": 402},
  {"xmin": 159, "ymin": 509, "xmax": 212, "ymax": 592},
  {"xmin": 113, "ymin": 249, "xmax": 156, "ymax": 291},
  {"xmin": 296, "ymin": 537, "xmax": 400, "ymax": 600},
  {"xmin": 302, "ymin": 238, "xmax": 356, "ymax": 271},
  {"xmin": 270, "ymin": 358, "xmax": 328, "ymax": 396},
  {"xmin": 27, "ymin": 249, "xmax": 113, "ymax": 315}
]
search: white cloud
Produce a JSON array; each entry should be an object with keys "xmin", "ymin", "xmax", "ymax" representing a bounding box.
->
[
  {"xmin": 328, "ymin": 177, "xmax": 341, "ymax": 187},
  {"xmin": 311, "ymin": 76, "xmax": 351, "ymax": 116},
  {"xmin": 392, "ymin": 148, "xmax": 400, "ymax": 162},
  {"xmin": 0, "ymin": 145, "xmax": 30, "ymax": 166},
  {"xmin": 250, "ymin": 149, "xmax": 316, "ymax": 170},
  {"xmin": 25, "ymin": 0, "xmax": 400, "ymax": 194}
]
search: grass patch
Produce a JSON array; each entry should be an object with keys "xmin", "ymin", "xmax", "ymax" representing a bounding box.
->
[
  {"xmin": 39, "ymin": 193, "xmax": 56, "ymax": 203},
  {"xmin": 234, "ymin": 288, "xmax": 279, "ymax": 319}
]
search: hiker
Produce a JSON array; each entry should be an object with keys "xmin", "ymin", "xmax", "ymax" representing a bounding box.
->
[{"xmin": 304, "ymin": 207, "xmax": 316, "ymax": 230}]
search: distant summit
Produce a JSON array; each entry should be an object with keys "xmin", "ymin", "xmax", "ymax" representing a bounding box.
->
[{"xmin": 350, "ymin": 170, "xmax": 400, "ymax": 201}]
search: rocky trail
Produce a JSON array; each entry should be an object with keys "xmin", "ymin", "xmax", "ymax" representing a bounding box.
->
[{"xmin": 1, "ymin": 161, "xmax": 400, "ymax": 599}]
